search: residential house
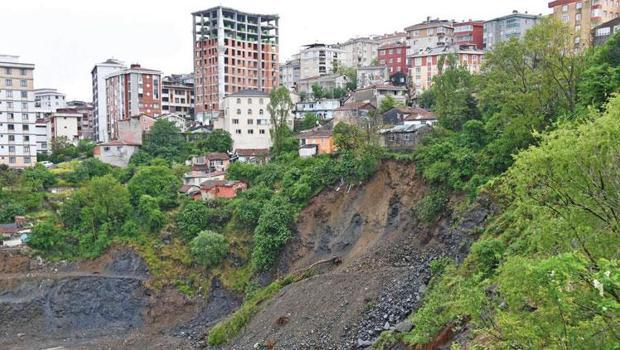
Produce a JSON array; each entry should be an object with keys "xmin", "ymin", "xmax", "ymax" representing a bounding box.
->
[
  {"xmin": 118, "ymin": 114, "xmax": 156, "ymax": 145},
  {"xmin": 379, "ymin": 124, "xmax": 433, "ymax": 151},
  {"xmin": 345, "ymin": 84, "xmax": 407, "ymax": 107},
  {"xmin": 334, "ymin": 37, "xmax": 379, "ymax": 68},
  {"xmin": 183, "ymin": 170, "xmax": 226, "ymax": 187},
  {"xmin": 454, "ymin": 21, "xmax": 484, "ymax": 49},
  {"xmin": 593, "ymin": 17, "xmax": 620, "ymax": 46},
  {"xmin": 382, "ymin": 106, "xmax": 436, "ymax": 126},
  {"xmin": 280, "ymin": 55, "xmax": 301, "ymax": 91},
  {"xmin": 190, "ymin": 152, "xmax": 230, "ymax": 172},
  {"xmin": 405, "ymin": 18, "xmax": 455, "ymax": 54},
  {"xmin": 297, "ymin": 122, "xmax": 335, "ymax": 157},
  {"xmin": 235, "ymin": 148, "xmax": 270, "ymax": 164},
  {"xmin": 157, "ymin": 113, "xmax": 189, "ymax": 132},
  {"xmin": 162, "ymin": 74, "xmax": 194, "ymax": 119},
  {"xmin": 296, "ymin": 74, "xmax": 348, "ymax": 97},
  {"xmin": 483, "ymin": 11, "xmax": 541, "ymax": 50},
  {"xmin": 378, "ymin": 42, "xmax": 409, "ymax": 76},
  {"xmin": 294, "ymin": 99, "xmax": 341, "ymax": 120},
  {"xmin": 332, "ymin": 102, "xmax": 377, "ymax": 126},
  {"xmin": 357, "ymin": 66, "xmax": 389, "ymax": 89},
  {"xmin": 93, "ymin": 140, "xmax": 140, "ymax": 168},
  {"xmin": 199, "ymin": 180, "xmax": 247, "ymax": 200},
  {"xmin": 299, "ymin": 43, "xmax": 344, "ymax": 79}
]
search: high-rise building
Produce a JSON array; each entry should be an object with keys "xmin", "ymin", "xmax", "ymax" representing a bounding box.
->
[
  {"xmin": 454, "ymin": 21, "xmax": 484, "ymax": 49},
  {"xmin": 192, "ymin": 7, "xmax": 280, "ymax": 121},
  {"xmin": 162, "ymin": 74, "xmax": 195, "ymax": 118},
  {"xmin": 91, "ymin": 58, "xmax": 126, "ymax": 143},
  {"xmin": 405, "ymin": 18, "xmax": 455, "ymax": 55},
  {"xmin": 483, "ymin": 11, "xmax": 541, "ymax": 50},
  {"xmin": 299, "ymin": 44, "xmax": 344, "ymax": 79},
  {"xmin": 0, "ymin": 55, "xmax": 37, "ymax": 168},
  {"xmin": 105, "ymin": 64, "xmax": 162, "ymax": 141},
  {"xmin": 279, "ymin": 55, "xmax": 300, "ymax": 91},
  {"xmin": 549, "ymin": 0, "xmax": 620, "ymax": 48}
]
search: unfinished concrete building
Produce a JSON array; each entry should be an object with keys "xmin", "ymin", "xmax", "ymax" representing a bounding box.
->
[{"xmin": 192, "ymin": 7, "xmax": 279, "ymax": 122}]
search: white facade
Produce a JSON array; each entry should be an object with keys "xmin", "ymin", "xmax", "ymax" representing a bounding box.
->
[
  {"xmin": 91, "ymin": 59, "xmax": 126, "ymax": 143},
  {"xmin": 0, "ymin": 55, "xmax": 37, "ymax": 168},
  {"xmin": 294, "ymin": 99, "xmax": 341, "ymax": 120},
  {"xmin": 216, "ymin": 90, "xmax": 293, "ymax": 151},
  {"xmin": 335, "ymin": 38, "xmax": 379, "ymax": 68},
  {"xmin": 34, "ymin": 88, "xmax": 66, "ymax": 115},
  {"xmin": 357, "ymin": 66, "xmax": 389, "ymax": 89},
  {"xmin": 158, "ymin": 113, "xmax": 188, "ymax": 132},
  {"xmin": 35, "ymin": 120, "xmax": 48, "ymax": 154},
  {"xmin": 280, "ymin": 56, "xmax": 301, "ymax": 91},
  {"xmin": 299, "ymin": 44, "xmax": 344, "ymax": 79},
  {"xmin": 49, "ymin": 112, "xmax": 80, "ymax": 145}
]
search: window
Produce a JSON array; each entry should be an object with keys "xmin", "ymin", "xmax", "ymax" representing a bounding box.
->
[
  {"xmin": 8, "ymin": 124, "xmax": 14, "ymax": 130},
  {"xmin": 427, "ymin": 28, "xmax": 434, "ymax": 35},
  {"xmin": 247, "ymin": 109, "xmax": 253, "ymax": 115},
  {"xmin": 20, "ymin": 80, "xmax": 27, "ymax": 87},
  {"xmin": 235, "ymin": 129, "xmax": 242, "ymax": 134},
  {"xmin": 247, "ymin": 129, "xmax": 254, "ymax": 134},
  {"xmin": 8, "ymin": 135, "xmax": 14, "ymax": 141},
  {"xmin": 237, "ymin": 109, "xmax": 241, "ymax": 115},
  {"xmin": 23, "ymin": 125, "xmax": 29, "ymax": 131},
  {"xmin": 5, "ymin": 79, "xmax": 12, "ymax": 86},
  {"xmin": 21, "ymin": 102, "xmax": 27, "ymax": 110},
  {"xmin": 22, "ymin": 113, "xmax": 27, "ymax": 120},
  {"xmin": 562, "ymin": 15, "xmax": 570, "ymax": 22},
  {"xmin": 576, "ymin": 2, "xmax": 583, "ymax": 9},
  {"xmin": 236, "ymin": 98, "xmax": 241, "ymax": 104},
  {"xmin": 232, "ymin": 118, "xmax": 239, "ymax": 124},
  {"xmin": 24, "ymin": 157, "xmax": 31, "ymax": 164},
  {"xmin": 24, "ymin": 146, "xmax": 30, "ymax": 153},
  {"xmin": 5, "ymin": 68, "xmax": 11, "ymax": 75},
  {"xmin": 6, "ymin": 90, "xmax": 12, "ymax": 98},
  {"xmin": 576, "ymin": 13, "xmax": 582, "ymax": 22},
  {"xmin": 259, "ymin": 98, "xmax": 264, "ymax": 104},
  {"xmin": 596, "ymin": 27, "xmax": 611, "ymax": 36},
  {"xmin": 8, "ymin": 146, "xmax": 15, "ymax": 152},
  {"xmin": 9, "ymin": 157, "xmax": 15, "ymax": 164},
  {"xmin": 259, "ymin": 109, "xmax": 264, "ymax": 115},
  {"xmin": 20, "ymin": 91, "xmax": 27, "ymax": 98},
  {"xmin": 562, "ymin": 5, "xmax": 568, "ymax": 12},
  {"xmin": 247, "ymin": 119, "xmax": 254, "ymax": 125},
  {"xmin": 259, "ymin": 129, "xmax": 266, "ymax": 134},
  {"xmin": 24, "ymin": 135, "xmax": 29, "ymax": 141},
  {"xmin": 248, "ymin": 98, "xmax": 252, "ymax": 104}
]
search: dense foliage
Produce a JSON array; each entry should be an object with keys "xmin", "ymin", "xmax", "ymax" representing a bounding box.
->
[{"xmin": 190, "ymin": 230, "xmax": 229, "ymax": 268}]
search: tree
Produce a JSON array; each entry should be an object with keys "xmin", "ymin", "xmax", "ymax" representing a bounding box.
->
[
  {"xmin": 141, "ymin": 119, "xmax": 188, "ymax": 163},
  {"xmin": 295, "ymin": 113, "xmax": 320, "ymax": 131},
  {"xmin": 333, "ymin": 122, "xmax": 364, "ymax": 152},
  {"xmin": 23, "ymin": 164, "xmax": 57, "ymax": 191},
  {"xmin": 200, "ymin": 129, "xmax": 233, "ymax": 153},
  {"xmin": 379, "ymin": 95, "xmax": 404, "ymax": 114},
  {"xmin": 67, "ymin": 158, "xmax": 112, "ymax": 184},
  {"xmin": 127, "ymin": 166, "xmax": 181, "ymax": 209},
  {"xmin": 418, "ymin": 88, "xmax": 436, "ymax": 110},
  {"xmin": 268, "ymin": 86, "xmax": 295, "ymax": 156},
  {"xmin": 138, "ymin": 195, "xmax": 166, "ymax": 233},
  {"xmin": 49, "ymin": 137, "xmax": 79, "ymax": 163},
  {"xmin": 176, "ymin": 201, "xmax": 211, "ymax": 240},
  {"xmin": 311, "ymin": 84, "xmax": 325, "ymax": 100},
  {"xmin": 578, "ymin": 31, "xmax": 620, "ymax": 110},
  {"xmin": 432, "ymin": 54, "xmax": 480, "ymax": 131},
  {"xmin": 251, "ymin": 196, "xmax": 295, "ymax": 271},
  {"xmin": 190, "ymin": 230, "xmax": 229, "ymax": 268}
]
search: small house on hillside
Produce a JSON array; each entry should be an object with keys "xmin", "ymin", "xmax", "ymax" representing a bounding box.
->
[
  {"xmin": 235, "ymin": 148, "xmax": 270, "ymax": 164},
  {"xmin": 332, "ymin": 102, "xmax": 376, "ymax": 126},
  {"xmin": 93, "ymin": 140, "xmax": 140, "ymax": 168},
  {"xmin": 297, "ymin": 122, "xmax": 335, "ymax": 157},
  {"xmin": 383, "ymin": 107, "xmax": 436, "ymax": 126},
  {"xmin": 183, "ymin": 170, "xmax": 226, "ymax": 186},
  {"xmin": 199, "ymin": 180, "xmax": 247, "ymax": 200},
  {"xmin": 191, "ymin": 153, "xmax": 230, "ymax": 172},
  {"xmin": 379, "ymin": 124, "xmax": 433, "ymax": 151}
]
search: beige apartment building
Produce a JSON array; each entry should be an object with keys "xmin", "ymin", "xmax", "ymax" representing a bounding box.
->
[
  {"xmin": 405, "ymin": 18, "xmax": 455, "ymax": 55},
  {"xmin": 549, "ymin": 0, "xmax": 620, "ymax": 48},
  {"xmin": 215, "ymin": 89, "xmax": 293, "ymax": 151},
  {"xmin": 0, "ymin": 55, "xmax": 37, "ymax": 168}
]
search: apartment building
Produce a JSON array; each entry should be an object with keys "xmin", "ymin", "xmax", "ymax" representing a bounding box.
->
[
  {"xmin": 280, "ymin": 56, "xmax": 300, "ymax": 91},
  {"xmin": 357, "ymin": 66, "xmax": 389, "ymax": 89},
  {"xmin": 299, "ymin": 44, "xmax": 344, "ymax": 79},
  {"xmin": 335, "ymin": 37, "xmax": 379, "ymax": 68},
  {"xmin": 192, "ymin": 7, "xmax": 280, "ymax": 121},
  {"xmin": 34, "ymin": 88, "xmax": 66, "ymax": 115},
  {"xmin": 593, "ymin": 17, "xmax": 620, "ymax": 45},
  {"xmin": 105, "ymin": 64, "xmax": 162, "ymax": 141},
  {"xmin": 215, "ymin": 89, "xmax": 293, "ymax": 151},
  {"xmin": 372, "ymin": 32, "xmax": 408, "ymax": 46},
  {"xmin": 0, "ymin": 55, "xmax": 37, "ymax": 168},
  {"xmin": 454, "ymin": 21, "xmax": 484, "ymax": 49},
  {"xmin": 66, "ymin": 100, "xmax": 94, "ymax": 140},
  {"xmin": 405, "ymin": 18, "xmax": 455, "ymax": 54},
  {"xmin": 91, "ymin": 58, "xmax": 126, "ymax": 143},
  {"xmin": 162, "ymin": 74, "xmax": 194, "ymax": 118},
  {"xmin": 483, "ymin": 11, "xmax": 541, "ymax": 50},
  {"xmin": 48, "ymin": 109, "xmax": 81, "ymax": 145},
  {"xmin": 35, "ymin": 119, "xmax": 48, "ymax": 154},
  {"xmin": 549, "ymin": 0, "xmax": 620, "ymax": 48},
  {"xmin": 378, "ymin": 42, "xmax": 409, "ymax": 75},
  {"xmin": 409, "ymin": 45, "xmax": 484, "ymax": 93}
]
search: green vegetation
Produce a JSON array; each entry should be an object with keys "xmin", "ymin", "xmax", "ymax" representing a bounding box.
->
[
  {"xmin": 398, "ymin": 23, "xmax": 620, "ymax": 349},
  {"xmin": 295, "ymin": 112, "xmax": 321, "ymax": 131},
  {"xmin": 196, "ymin": 129, "xmax": 233, "ymax": 153},
  {"xmin": 190, "ymin": 230, "xmax": 229, "ymax": 268}
]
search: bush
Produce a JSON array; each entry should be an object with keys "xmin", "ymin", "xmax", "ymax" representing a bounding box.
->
[
  {"xmin": 127, "ymin": 166, "xmax": 181, "ymax": 209},
  {"xmin": 470, "ymin": 239, "xmax": 505, "ymax": 276},
  {"xmin": 190, "ymin": 230, "xmax": 229, "ymax": 268},
  {"xmin": 176, "ymin": 201, "xmax": 212, "ymax": 240},
  {"xmin": 412, "ymin": 189, "xmax": 448, "ymax": 223},
  {"xmin": 251, "ymin": 197, "xmax": 295, "ymax": 271},
  {"xmin": 66, "ymin": 158, "xmax": 112, "ymax": 184}
]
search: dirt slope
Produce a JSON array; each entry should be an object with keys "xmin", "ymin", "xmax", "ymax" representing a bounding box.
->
[{"xmin": 227, "ymin": 161, "xmax": 492, "ymax": 349}]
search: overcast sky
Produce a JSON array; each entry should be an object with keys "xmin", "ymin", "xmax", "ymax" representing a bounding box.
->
[{"xmin": 0, "ymin": 0, "xmax": 549, "ymax": 101}]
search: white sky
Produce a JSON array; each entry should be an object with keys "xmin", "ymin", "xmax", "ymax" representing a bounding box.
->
[{"xmin": 0, "ymin": 0, "xmax": 549, "ymax": 101}]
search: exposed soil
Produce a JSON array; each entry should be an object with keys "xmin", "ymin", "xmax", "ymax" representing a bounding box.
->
[{"xmin": 226, "ymin": 161, "xmax": 494, "ymax": 349}]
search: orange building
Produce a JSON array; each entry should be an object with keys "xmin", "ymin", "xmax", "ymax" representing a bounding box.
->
[
  {"xmin": 199, "ymin": 180, "xmax": 247, "ymax": 200},
  {"xmin": 549, "ymin": 0, "xmax": 620, "ymax": 48},
  {"xmin": 297, "ymin": 124, "xmax": 335, "ymax": 156}
]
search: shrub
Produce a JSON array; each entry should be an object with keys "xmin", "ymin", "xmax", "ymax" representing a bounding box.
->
[
  {"xmin": 251, "ymin": 197, "xmax": 295, "ymax": 271},
  {"xmin": 176, "ymin": 201, "xmax": 212, "ymax": 240},
  {"xmin": 190, "ymin": 230, "xmax": 229, "ymax": 268},
  {"xmin": 412, "ymin": 189, "xmax": 448, "ymax": 223}
]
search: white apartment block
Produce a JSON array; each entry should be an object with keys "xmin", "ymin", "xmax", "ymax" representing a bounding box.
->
[
  {"xmin": 0, "ymin": 55, "xmax": 37, "ymax": 168},
  {"xmin": 162, "ymin": 74, "xmax": 194, "ymax": 119},
  {"xmin": 49, "ymin": 111, "xmax": 81, "ymax": 145},
  {"xmin": 34, "ymin": 88, "xmax": 66, "ymax": 115},
  {"xmin": 215, "ymin": 89, "xmax": 293, "ymax": 151},
  {"xmin": 335, "ymin": 37, "xmax": 379, "ymax": 68},
  {"xmin": 299, "ymin": 44, "xmax": 344, "ymax": 79},
  {"xmin": 91, "ymin": 58, "xmax": 126, "ymax": 143},
  {"xmin": 280, "ymin": 55, "xmax": 300, "ymax": 91}
]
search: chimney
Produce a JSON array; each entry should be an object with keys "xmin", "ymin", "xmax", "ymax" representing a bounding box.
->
[
  {"xmin": 512, "ymin": 10, "xmax": 518, "ymax": 14},
  {"xmin": 130, "ymin": 63, "xmax": 141, "ymax": 69}
]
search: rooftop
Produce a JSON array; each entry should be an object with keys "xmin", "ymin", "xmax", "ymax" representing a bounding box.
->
[
  {"xmin": 235, "ymin": 148, "xmax": 270, "ymax": 157},
  {"xmin": 227, "ymin": 89, "xmax": 269, "ymax": 98},
  {"xmin": 192, "ymin": 6, "xmax": 278, "ymax": 21}
]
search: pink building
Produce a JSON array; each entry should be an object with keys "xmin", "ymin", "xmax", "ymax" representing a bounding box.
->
[
  {"xmin": 106, "ymin": 64, "xmax": 162, "ymax": 141},
  {"xmin": 200, "ymin": 180, "xmax": 247, "ymax": 200}
]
